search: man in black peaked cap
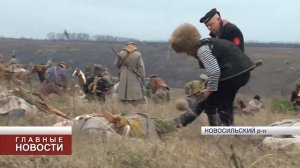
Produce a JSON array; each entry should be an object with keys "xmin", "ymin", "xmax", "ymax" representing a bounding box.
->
[{"xmin": 200, "ymin": 8, "xmax": 245, "ymax": 51}]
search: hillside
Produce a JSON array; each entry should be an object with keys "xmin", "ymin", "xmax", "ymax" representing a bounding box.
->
[{"xmin": 0, "ymin": 38, "xmax": 299, "ymax": 98}]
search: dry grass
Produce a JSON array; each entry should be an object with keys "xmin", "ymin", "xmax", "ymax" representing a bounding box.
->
[{"xmin": 1, "ymin": 83, "xmax": 300, "ymax": 168}]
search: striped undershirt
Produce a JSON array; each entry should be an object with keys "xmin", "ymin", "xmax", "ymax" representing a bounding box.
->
[{"xmin": 198, "ymin": 45, "xmax": 220, "ymax": 91}]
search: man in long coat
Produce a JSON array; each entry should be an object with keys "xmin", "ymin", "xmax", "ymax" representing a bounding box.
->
[{"xmin": 114, "ymin": 42, "xmax": 146, "ymax": 104}]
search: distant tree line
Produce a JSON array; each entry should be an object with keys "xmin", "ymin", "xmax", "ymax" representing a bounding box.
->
[
  {"xmin": 46, "ymin": 31, "xmax": 299, "ymax": 48},
  {"xmin": 46, "ymin": 32, "xmax": 140, "ymax": 42},
  {"xmin": 246, "ymin": 42, "xmax": 300, "ymax": 48}
]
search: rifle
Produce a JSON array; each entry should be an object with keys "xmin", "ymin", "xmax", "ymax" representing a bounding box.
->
[
  {"xmin": 110, "ymin": 47, "xmax": 119, "ymax": 57},
  {"xmin": 110, "ymin": 47, "xmax": 127, "ymax": 67}
]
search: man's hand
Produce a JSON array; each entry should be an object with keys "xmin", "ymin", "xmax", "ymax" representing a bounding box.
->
[
  {"xmin": 201, "ymin": 89, "xmax": 212, "ymax": 99},
  {"xmin": 255, "ymin": 59, "xmax": 263, "ymax": 67}
]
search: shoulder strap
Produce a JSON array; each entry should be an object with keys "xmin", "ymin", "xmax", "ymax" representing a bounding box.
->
[
  {"xmin": 119, "ymin": 50, "xmax": 131, "ymax": 67},
  {"xmin": 200, "ymin": 38, "xmax": 212, "ymax": 50},
  {"xmin": 120, "ymin": 51, "xmax": 144, "ymax": 80}
]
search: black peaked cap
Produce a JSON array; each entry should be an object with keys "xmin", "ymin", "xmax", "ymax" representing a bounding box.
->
[{"xmin": 199, "ymin": 8, "xmax": 220, "ymax": 23}]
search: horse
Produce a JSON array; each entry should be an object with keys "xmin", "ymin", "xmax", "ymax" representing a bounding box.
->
[
  {"xmin": 72, "ymin": 68, "xmax": 86, "ymax": 89},
  {"xmin": 0, "ymin": 62, "xmax": 31, "ymax": 86},
  {"xmin": 31, "ymin": 64, "xmax": 47, "ymax": 83},
  {"xmin": 12, "ymin": 68, "xmax": 31, "ymax": 86}
]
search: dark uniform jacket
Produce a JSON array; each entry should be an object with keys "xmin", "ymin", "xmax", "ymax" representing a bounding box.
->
[{"xmin": 209, "ymin": 20, "xmax": 244, "ymax": 51}]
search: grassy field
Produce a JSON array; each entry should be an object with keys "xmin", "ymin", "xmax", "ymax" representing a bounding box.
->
[{"xmin": 1, "ymin": 82, "xmax": 300, "ymax": 168}]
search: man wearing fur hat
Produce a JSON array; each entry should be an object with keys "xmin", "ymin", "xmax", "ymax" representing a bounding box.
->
[
  {"xmin": 169, "ymin": 23, "xmax": 255, "ymax": 126},
  {"xmin": 114, "ymin": 42, "xmax": 146, "ymax": 105},
  {"xmin": 200, "ymin": 8, "xmax": 244, "ymax": 51}
]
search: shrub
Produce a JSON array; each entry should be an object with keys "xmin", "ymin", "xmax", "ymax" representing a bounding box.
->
[{"xmin": 271, "ymin": 98, "xmax": 299, "ymax": 113}]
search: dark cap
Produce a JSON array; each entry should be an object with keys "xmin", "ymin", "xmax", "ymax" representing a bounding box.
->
[
  {"xmin": 254, "ymin": 95, "xmax": 261, "ymax": 100},
  {"xmin": 94, "ymin": 64, "xmax": 105, "ymax": 75},
  {"xmin": 58, "ymin": 62, "xmax": 68, "ymax": 69},
  {"xmin": 149, "ymin": 74, "xmax": 157, "ymax": 78},
  {"xmin": 199, "ymin": 8, "xmax": 220, "ymax": 24},
  {"xmin": 94, "ymin": 64, "xmax": 104, "ymax": 70}
]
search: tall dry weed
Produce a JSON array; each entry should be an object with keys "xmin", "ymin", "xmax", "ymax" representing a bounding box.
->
[{"xmin": 0, "ymin": 83, "xmax": 300, "ymax": 167}]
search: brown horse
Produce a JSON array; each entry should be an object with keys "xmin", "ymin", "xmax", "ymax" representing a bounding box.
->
[
  {"xmin": 31, "ymin": 64, "xmax": 48, "ymax": 83},
  {"xmin": 72, "ymin": 68, "xmax": 86, "ymax": 89}
]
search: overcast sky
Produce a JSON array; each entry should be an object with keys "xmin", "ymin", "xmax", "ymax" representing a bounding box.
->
[{"xmin": 0, "ymin": 0, "xmax": 299, "ymax": 42}]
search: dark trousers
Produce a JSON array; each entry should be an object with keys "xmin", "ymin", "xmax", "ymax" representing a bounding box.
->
[{"xmin": 178, "ymin": 72, "xmax": 250, "ymax": 126}]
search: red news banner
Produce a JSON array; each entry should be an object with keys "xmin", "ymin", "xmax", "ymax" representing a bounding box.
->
[{"xmin": 0, "ymin": 127, "xmax": 72, "ymax": 155}]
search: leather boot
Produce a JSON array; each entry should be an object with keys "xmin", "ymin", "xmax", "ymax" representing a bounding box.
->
[
  {"xmin": 174, "ymin": 108, "xmax": 199, "ymax": 127},
  {"xmin": 206, "ymin": 113, "xmax": 222, "ymax": 126},
  {"xmin": 219, "ymin": 111, "xmax": 234, "ymax": 126}
]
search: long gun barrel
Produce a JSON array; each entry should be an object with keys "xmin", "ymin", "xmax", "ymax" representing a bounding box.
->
[{"xmin": 110, "ymin": 47, "xmax": 121, "ymax": 58}]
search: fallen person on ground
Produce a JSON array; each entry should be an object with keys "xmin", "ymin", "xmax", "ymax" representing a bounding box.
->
[{"xmin": 54, "ymin": 111, "xmax": 178, "ymax": 142}]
